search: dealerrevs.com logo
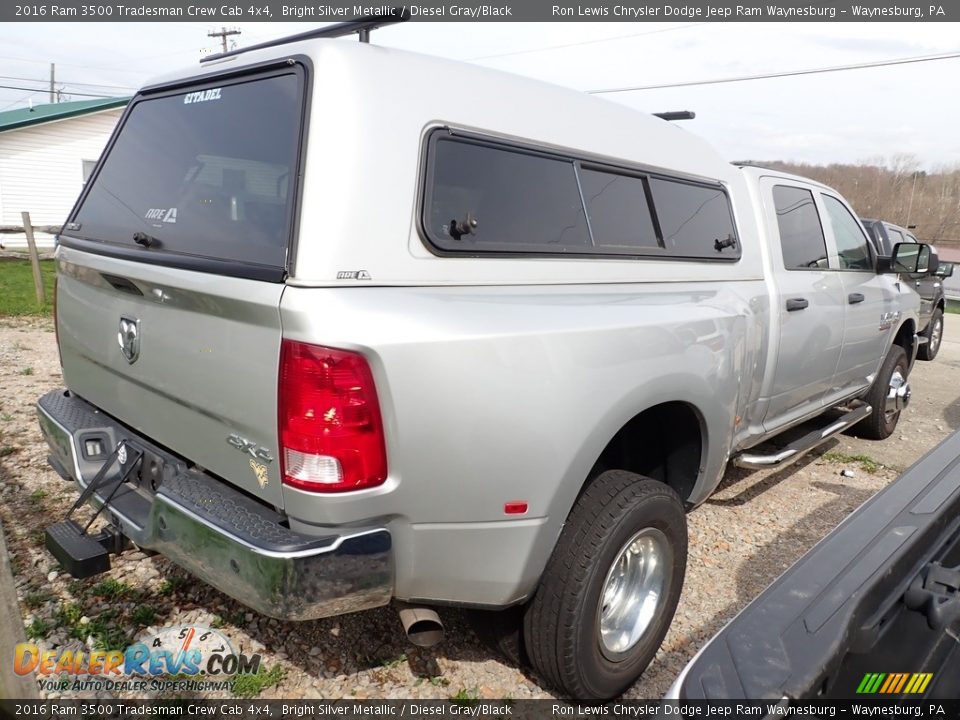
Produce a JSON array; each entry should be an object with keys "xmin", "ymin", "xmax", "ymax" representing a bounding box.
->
[{"xmin": 13, "ymin": 625, "xmax": 262, "ymax": 693}]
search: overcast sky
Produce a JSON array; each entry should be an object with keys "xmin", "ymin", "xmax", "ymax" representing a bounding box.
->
[{"xmin": 1, "ymin": 21, "xmax": 958, "ymax": 169}]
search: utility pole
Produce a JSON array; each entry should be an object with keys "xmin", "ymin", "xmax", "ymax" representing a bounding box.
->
[
  {"xmin": 49, "ymin": 63, "xmax": 55, "ymax": 103},
  {"xmin": 208, "ymin": 27, "xmax": 240, "ymax": 53}
]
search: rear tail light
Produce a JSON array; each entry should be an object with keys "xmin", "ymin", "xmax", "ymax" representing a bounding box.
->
[{"xmin": 278, "ymin": 340, "xmax": 387, "ymax": 493}]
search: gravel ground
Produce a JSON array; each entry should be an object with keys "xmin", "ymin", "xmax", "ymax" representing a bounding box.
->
[{"xmin": 2, "ymin": 315, "xmax": 959, "ymax": 700}]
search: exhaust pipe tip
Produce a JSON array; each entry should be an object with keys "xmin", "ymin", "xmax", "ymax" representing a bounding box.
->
[{"xmin": 397, "ymin": 604, "xmax": 444, "ymax": 648}]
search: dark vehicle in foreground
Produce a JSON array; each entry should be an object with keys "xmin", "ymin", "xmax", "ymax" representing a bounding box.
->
[
  {"xmin": 669, "ymin": 429, "xmax": 960, "ymax": 700},
  {"xmin": 862, "ymin": 219, "xmax": 954, "ymax": 361}
]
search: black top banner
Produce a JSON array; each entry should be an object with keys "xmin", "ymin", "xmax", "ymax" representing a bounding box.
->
[
  {"xmin": 3, "ymin": 700, "xmax": 960, "ymax": 719},
  {"xmin": 3, "ymin": 0, "xmax": 958, "ymax": 22}
]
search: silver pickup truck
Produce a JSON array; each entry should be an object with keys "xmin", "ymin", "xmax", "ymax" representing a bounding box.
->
[{"xmin": 37, "ymin": 19, "xmax": 930, "ymax": 700}]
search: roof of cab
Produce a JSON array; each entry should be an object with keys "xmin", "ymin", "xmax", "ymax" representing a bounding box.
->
[{"xmin": 735, "ymin": 163, "xmax": 835, "ymax": 192}]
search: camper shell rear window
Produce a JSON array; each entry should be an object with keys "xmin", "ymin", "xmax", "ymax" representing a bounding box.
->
[
  {"xmin": 61, "ymin": 66, "xmax": 307, "ymax": 281},
  {"xmin": 421, "ymin": 131, "xmax": 740, "ymax": 261}
]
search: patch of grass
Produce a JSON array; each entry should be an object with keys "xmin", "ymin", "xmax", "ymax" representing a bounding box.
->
[
  {"xmin": 131, "ymin": 605, "xmax": 156, "ymax": 626},
  {"xmin": 29, "ymin": 489, "xmax": 48, "ymax": 505},
  {"xmin": 18, "ymin": 367, "xmax": 34, "ymax": 376},
  {"xmin": 232, "ymin": 664, "xmax": 285, "ymax": 698},
  {"xmin": 0, "ymin": 446, "xmax": 16, "ymax": 457},
  {"xmin": 223, "ymin": 610, "xmax": 247, "ymax": 627},
  {"xmin": 946, "ymin": 299, "xmax": 960, "ymax": 315},
  {"xmin": 63, "ymin": 607, "xmax": 125, "ymax": 651},
  {"xmin": 158, "ymin": 575, "xmax": 188, "ymax": 595},
  {"xmin": 209, "ymin": 615, "xmax": 225, "ymax": 629},
  {"xmin": 54, "ymin": 601, "xmax": 83, "ymax": 628},
  {"xmin": 822, "ymin": 451, "xmax": 883, "ymax": 474},
  {"xmin": 381, "ymin": 654, "xmax": 407, "ymax": 669},
  {"xmin": 23, "ymin": 592, "xmax": 51, "ymax": 610},
  {"xmin": 66, "ymin": 580, "xmax": 88, "ymax": 597},
  {"xmin": 0, "ymin": 259, "xmax": 56, "ymax": 317},
  {"xmin": 1, "ymin": 413, "xmax": 14, "ymax": 422},
  {"xmin": 355, "ymin": 650, "xmax": 406, "ymax": 671},
  {"xmin": 450, "ymin": 687, "xmax": 479, "ymax": 703},
  {"xmin": 86, "ymin": 614, "xmax": 127, "ymax": 652},
  {"xmin": 429, "ymin": 676, "xmax": 450, "ymax": 688},
  {"xmin": 90, "ymin": 578, "xmax": 135, "ymax": 599},
  {"xmin": 26, "ymin": 617, "xmax": 50, "ymax": 641}
]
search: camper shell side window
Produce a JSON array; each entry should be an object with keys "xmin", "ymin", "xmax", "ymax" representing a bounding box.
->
[{"xmin": 420, "ymin": 130, "xmax": 741, "ymax": 262}]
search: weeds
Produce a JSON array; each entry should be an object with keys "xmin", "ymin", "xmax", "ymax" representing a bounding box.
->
[
  {"xmin": 19, "ymin": 367, "xmax": 34, "ymax": 376},
  {"xmin": 90, "ymin": 578, "xmax": 136, "ymax": 600},
  {"xmin": 23, "ymin": 592, "xmax": 51, "ymax": 610},
  {"xmin": 158, "ymin": 576, "xmax": 188, "ymax": 595},
  {"xmin": 232, "ymin": 665, "xmax": 285, "ymax": 698},
  {"xmin": 26, "ymin": 618, "xmax": 50, "ymax": 641},
  {"xmin": 822, "ymin": 451, "xmax": 882, "ymax": 474},
  {"xmin": 223, "ymin": 610, "xmax": 247, "ymax": 627},
  {"xmin": 451, "ymin": 687, "xmax": 479, "ymax": 702},
  {"xmin": 131, "ymin": 606, "xmax": 157, "ymax": 626},
  {"xmin": 54, "ymin": 601, "xmax": 83, "ymax": 628}
]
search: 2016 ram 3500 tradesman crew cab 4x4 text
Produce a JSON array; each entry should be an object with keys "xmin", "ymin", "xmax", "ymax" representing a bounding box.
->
[{"xmin": 38, "ymin": 19, "xmax": 931, "ymax": 700}]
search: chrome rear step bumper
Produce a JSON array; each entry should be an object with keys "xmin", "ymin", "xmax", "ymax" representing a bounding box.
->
[{"xmin": 37, "ymin": 389, "xmax": 394, "ymax": 621}]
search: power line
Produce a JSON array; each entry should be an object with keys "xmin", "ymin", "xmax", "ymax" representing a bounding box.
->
[
  {"xmin": 588, "ymin": 49, "xmax": 960, "ymax": 95},
  {"xmin": 0, "ymin": 54, "xmax": 147, "ymax": 77},
  {"xmin": 0, "ymin": 75, "xmax": 136, "ymax": 91},
  {"xmin": 0, "ymin": 90, "xmax": 42, "ymax": 112},
  {"xmin": 0, "ymin": 83, "xmax": 116, "ymax": 99},
  {"xmin": 467, "ymin": 23, "xmax": 708, "ymax": 62}
]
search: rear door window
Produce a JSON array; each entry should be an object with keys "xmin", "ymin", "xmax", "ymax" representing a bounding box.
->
[
  {"xmin": 66, "ymin": 71, "xmax": 303, "ymax": 273},
  {"xmin": 772, "ymin": 185, "xmax": 829, "ymax": 270}
]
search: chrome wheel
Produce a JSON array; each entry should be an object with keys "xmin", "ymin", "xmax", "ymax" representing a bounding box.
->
[
  {"xmin": 930, "ymin": 317, "xmax": 943, "ymax": 355},
  {"xmin": 884, "ymin": 368, "xmax": 910, "ymax": 418},
  {"xmin": 598, "ymin": 527, "xmax": 672, "ymax": 660}
]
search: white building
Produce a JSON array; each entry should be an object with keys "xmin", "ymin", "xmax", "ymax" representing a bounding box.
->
[{"xmin": 0, "ymin": 97, "xmax": 128, "ymax": 250}]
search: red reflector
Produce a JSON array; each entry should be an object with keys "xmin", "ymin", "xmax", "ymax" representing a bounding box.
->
[
  {"xmin": 504, "ymin": 502, "xmax": 528, "ymax": 515},
  {"xmin": 279, "ymin": 340, "xmax": 387, "ymax": 493}
]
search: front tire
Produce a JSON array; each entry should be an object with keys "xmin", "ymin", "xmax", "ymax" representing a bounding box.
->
[
  {"xmin": 523, "ymin": 471, "xmax": 687, "ymax": 700},
  {"xmin": 854, "ymin": 345, "xmax": 910, "ymax": 440},
  {"xmin": 917, "ymin": 308, "xmax": 944, "ymax": 361}
]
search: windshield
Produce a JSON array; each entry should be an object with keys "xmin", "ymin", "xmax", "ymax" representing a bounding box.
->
[{"xmin": 67, "ymin": 71, "xmax": 302, "ymax": 270}]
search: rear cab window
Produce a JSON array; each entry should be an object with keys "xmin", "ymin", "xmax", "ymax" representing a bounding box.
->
[{"xmin": 61, "ymin": 66, "xmax": 306, "ymax": 281}]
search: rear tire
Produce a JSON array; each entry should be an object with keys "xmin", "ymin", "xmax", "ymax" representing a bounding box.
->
[
  {"xmin": 523, "ymin": 470, "xmax": 687, "ymax": 700},
  {"xmin": 917, "ymin": 309, "xmax": 944, "ymax": 361},
  {"xmin": 853, "ymin": 345, "xmax": 909, "ymax": 440}
]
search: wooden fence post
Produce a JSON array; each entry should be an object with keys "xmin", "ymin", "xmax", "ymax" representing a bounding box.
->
[{"xmin": 20, "ymin": 211, "xmax": 46, "ymax": 306}]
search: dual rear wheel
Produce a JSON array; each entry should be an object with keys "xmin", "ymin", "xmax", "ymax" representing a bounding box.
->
[{"xmin": 475, "ymin": 470, "xmax": 687, "ymax": 700}]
